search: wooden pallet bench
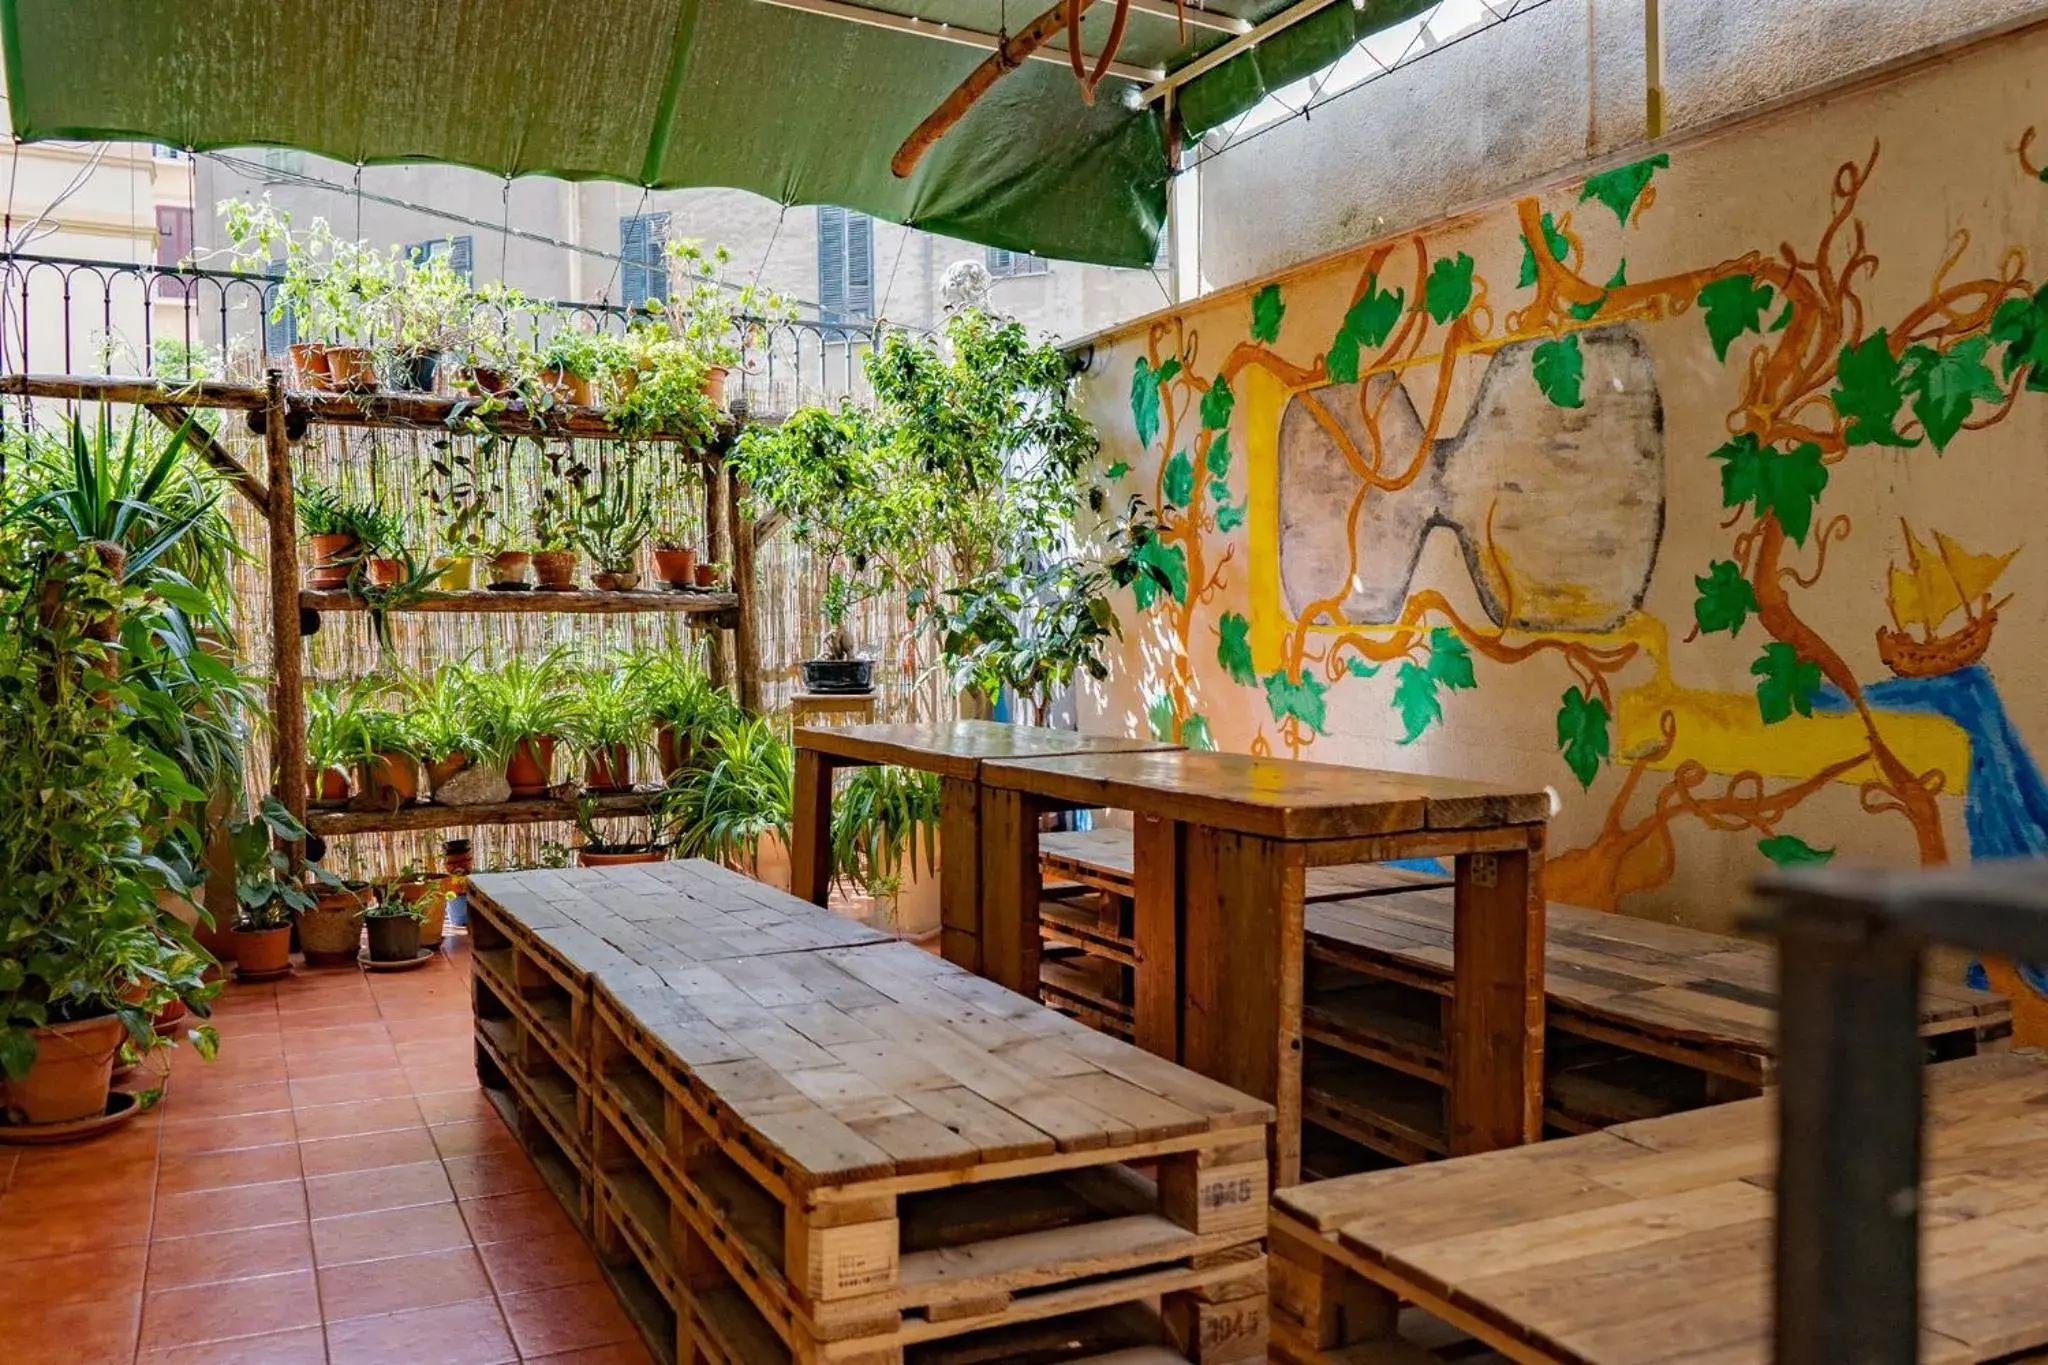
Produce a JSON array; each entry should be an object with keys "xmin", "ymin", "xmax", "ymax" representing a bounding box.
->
[
  {"xmin": 470, "ymin": 862, "xmax": 1276, "ymax": 1365},
  {"xmin": 1268, "ymin": 1050, "xmax": 2048, "ymax": 1364}
]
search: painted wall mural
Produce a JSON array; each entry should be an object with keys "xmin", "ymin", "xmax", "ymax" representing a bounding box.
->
[{"xmin": 1076, "ymin": 28, "xmax": 2048, "ymax": 1036}]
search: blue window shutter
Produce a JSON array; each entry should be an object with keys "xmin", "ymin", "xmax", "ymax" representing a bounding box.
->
[
  {"xmin": 449, "ymin": 235, "xmax": 474, "ymax": 284},
  {"xmin": 985, "ymin": 245, "xmax": 1013, "ymax": 276},
  {"xmin": 846, "ymin": 212, "xmax": 873, "ymax": 320},
  {"xmin": 265, "ymin": 255, "xmax": 297, "ymax": 355},
  {"xmin": 619, "ymin": 214, "xmax": 668, "ymax": 309},
  {"xmin": 817, "ymin": 206, "xmax": 846, "ymax": 323}
]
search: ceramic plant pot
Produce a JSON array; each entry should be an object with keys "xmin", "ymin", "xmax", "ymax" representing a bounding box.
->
[
  {"xmin": 398, "ymin": 351, "xmax": 438, "ymax": 393},
  {"xmin": 424, "ymin": 751, "xmax": 470, "ymax": 794},
  {"xmin": 655, "ymin": 726, "xmax": 692, "ymax": 779},
  {"xmin": 306, "ymin": 533, "xmax": 359, "ymax": 590},
  {"xmin": 653, "ymin": 548, "xmax": 696, "ymax": 587},
  {"xmin": 365, "ymin": 914, "xmax": 421, "ymax": 963},
  {"xmin": 1, "ymin": 1015, "xmax": 126, "ymax": 1125},
  {"xmin": 505, "ymin": 735, "xmax": 556, "ymax": 798},
  {"xmin": 591, "ymin": 570, "xmax": 640, "ymax": 592},
  {"xmin": 584, "ymin": 744, "xmax": 632, "ymax": 793},
  {"xmin": 288, "ymin": 342, "xmax": 331, "ymax": 388},
  {"xmin": 576, "ymin": 847, "xmax": 666, "ymax": 868},
  {"xmin": 389, "ymin": 876, "xmax": 448, "ymax": 945},
  {"xmin": 488, "ymin": 551, "xmax": 531, "ymax": 587},
  {"xmin": 800, "ymin": 659, "xmax": 874, "ymax": 695},
  {"xmin": 437, "ymin": 556, "xmax": 476, "ymax": 591},
  {"xmin": 531, "ymin": 550, "xmax": 578, "ymax": 590},
  {"xmin": 358, "ymin": 752, "xmax": 420, "ymax": 808},
  {"xmin": 366, "ymin": 557, "xmax": 404, "ymax": 588},
  {"xmin": 310, "ymin": 766, "xmax": 351, "ymax": 807},
  {"xmin": 467, "ymin": 366, "xmax": 514, "ymax": 398},
  {"xmin": 231, "ymin": 925, "xmax": 292, "ymax": 979},
  {"xmin": 325, "ymin": 346, "xmax": 378, "ymax": 393},
  {"xmin": 701, "ymin": 365, "xmax": 729, "ymax": 409},
  {"xmin": 694, "ymin": 563, "xmax": 721, "ymax": 589},
  {"xmin": 296, "ymin": 887, "xmax": 368, "ymax": 965},
  {"xmin": 542, "ymin": 367, "xmax": 593, "ymax": 407}
]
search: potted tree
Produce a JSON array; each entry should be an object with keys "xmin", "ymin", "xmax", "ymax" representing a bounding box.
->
[
  {"xmin": 470, "ymin": 651, "xmax": 574, "ymax": 799},
  {"xmin": 575, "ymin": 474, "xmax": 652, "ymax": 592},
  {"xmin": 565, "ymin": 664, "xmax": 646, "ymax": 792}
]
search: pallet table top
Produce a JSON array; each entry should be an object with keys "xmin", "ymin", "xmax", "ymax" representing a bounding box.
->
[
  {"xmin": 982, "ymin": 749, "xmax": 1549, "ymax": 842},
  {"xmin": 791, "ymin": 719, "xmax": 1178, "ymax": 780},
  {"xmin": 1274, "ymin": 1050, "xmax": 2048, "ymax": 1365},
  {"xmin": 1041, "ymin": 827, "xmax": 1451, "ymax": 900}
]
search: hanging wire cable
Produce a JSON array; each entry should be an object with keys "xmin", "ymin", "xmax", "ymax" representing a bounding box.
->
[
  {"xmin": 497, "ymin": 174, "xmax": 512, "ymax": 281},
  {"xmin": 751, "ymin": 205, "xmax": 786, "ymax": 292},
  {"xmin": 876, "ymin": 223, "xmax": 912, "ymax": 325},
  {"xmin": 598, "ymin": 185, "xmax": 650, "ymax": 306}
]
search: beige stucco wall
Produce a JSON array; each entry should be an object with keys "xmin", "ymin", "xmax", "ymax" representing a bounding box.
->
[{"xmin": 1075, "ymin": 18, "xmax": 2048, "ymax": 1035}]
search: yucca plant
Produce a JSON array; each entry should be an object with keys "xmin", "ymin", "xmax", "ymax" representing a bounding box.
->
[
  {"xmin": 830, "ymin": 765, "xmax": 941, "ymax": 898},
  {"xmin": 1, "ymin": 408, "xmax": 217, "ymax": 583},
  {"xmin": 671, "ymin": 714, "xmax": 793, "ymax": 868}
]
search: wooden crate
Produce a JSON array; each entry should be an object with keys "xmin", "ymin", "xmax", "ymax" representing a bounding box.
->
[
  {"xmin": 472, "ymin": 967, "xmax": 591, "ymax": 1228},
  {"xmin": 587, "ymin": 940, "xmax": 1275, "ymax": 1363}
]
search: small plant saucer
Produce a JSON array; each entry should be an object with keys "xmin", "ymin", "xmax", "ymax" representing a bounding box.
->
[
  {"xmin": 358, "ymin": 947, "xmax": 436, "ymax": 973},
  {"xmin": 0, "ymin": 1090, "xmax": 143, "ymax": 1146},
  {"xmin": 233, "ymin": 962, "xmax": 294, "ymax": 984}
]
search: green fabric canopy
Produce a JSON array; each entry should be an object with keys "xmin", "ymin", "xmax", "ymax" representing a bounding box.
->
[{"xmin": 0, "ymin": 0, "xmax": 1432, "ymax": 268}]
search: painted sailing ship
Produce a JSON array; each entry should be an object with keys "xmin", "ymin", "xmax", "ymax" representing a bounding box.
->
[{"xmin": 1876, "ymin": 523, "xmax": 2018, "ymax": 678}]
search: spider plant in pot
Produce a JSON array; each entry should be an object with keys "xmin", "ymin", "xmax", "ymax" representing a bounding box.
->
[
  {"xmin": 565, "ymin": 664, "xmax": 647, "ymax": 793},
  {"xmin": 468, "ymin": 650, "xmax": 575, "ymax": 798},
  {"xmin": 295, "ymin": 479, "xmax": 360, "ymax": 589},
  {"xmin": 575, "ymin": 472, "xmax": 652, "ymax": 591},
  {"xmin": 624, "ymin": 645, "xmax": 736, "ymax": 777},
  {"xmin": 672, "ymin": 714, "xmax": 794, "ymax": 888},
  {"xmin": 306, "ymin": 678, "xmax": 373, "ymax": 805},
  {"xmin": 351, "ymin": 702, "xmax": 422, "ymax": 811},
  {"xmin": 570, "ymin": 788, "xmax": 684, "ymax": 867},
  {"xmin": 362, "ymin": 884, "xmax": 427, "ymax": 962},
  {"xmin": 403, "ymin": 663, "xmax": 498, "ymax": 796},
  {"xmin": 831, "ymin": 766, "xmax": 943, "ymax": 937},
  {"xmin": 347, "ymin": 503, "xmax": 408, "ymax": 590},
  {"xmin": 528, "ymin": 496, "xmax": 580, "ymax": 590}
]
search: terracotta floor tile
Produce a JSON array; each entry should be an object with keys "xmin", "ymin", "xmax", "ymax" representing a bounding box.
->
[
  {"xmin": 159, "ymin": 1079, "xmax": 293, "ymax": 1121},
  {"xmin": 460, "ymin": 1187, "xmax": 580, "ymax": 1245},
  {"xmin": 0, "ymin": 1189, "xmax": 155, "ymax": 1257},
  {"xmin": 159, "ymin": 1108, "xmax": 298, "ymax": 1155},
  {"xmin": 285, "ymin": 1044, "xmax": 404, "ymax": 1077},
  {"xmin": 137, "ymin": 1324, "xmax": 328, "ymax": 1365},
  {"xmin": 385, "ymin": 1017, "xmax": 477, "ymax": 1045},
  {"xmin": 171, "ymin": 1054, "xmax": 290, "ymax": 1092},
  {"xmin": 0, "ymin": 1290, "xmax": 143, "ymax": 1365},
  {"xmin": 475, "ymin": 1227, "xmax": 604, "ymax": 1295},
  {"xmin": 290, "ymin": 1067, "xmax": 416, "ymax": 1107},
  {"xmin": 443, "ymin": 1150, "xmax": 544, "ymax": 1201},
  {"xmin": 298, "ymin": 1124, "xmax": 443, "ymax": 1177},
  {"xmin": 276, "ymin": 1003, "xmax": 385, "ymax": 1030},
  {"xmin": 5, "ymin": 1161, "xmax": 156, "ymax": 1211},
  {"xmin": 0, "ymin": 1150, "xmax": 15, "ymax": 1191},
  {"xmin": 293, "ymin": 1094, "xmax": 424, "ymax": 1141},
  {"xmin": 282, "ymin": 1022, "xmax": 392, "ymax": 1053},
  {"xmin": 155, "ymin": 1142, "xmax": 302, "ymax": 1195},
  {"xmin": 305, "ymin": 1158, "xmax": 454, "ymax": 1219},
  {"xmin": 325, "ymin": 1295, "xmax": 518, "ymax": 1365},
  {"xmin": 377, "ymin": 996, "xmax": 475, "ymax": 1022},
  {"xmin": 319, "ymin": 1245, "xmax": 494, "ymax": 1319},
  {"xmin": 145, "ymin": 1220, "xmax": 315, "ymax": 1290},
  {"xmin": 152, "ymin": 1177, "xmax": 307, "ymax": 1238},
  {"xmin": 501, "ymin": 1281, "xmax": 637, "ymax": 1356},
  {"xmin": 137, "ymin": 1268, "xmax": 320, "ymax": 1352},
  {"xmin": 527, "ymin": 1342, "xmax": 658, "ymax": 1365},
  {"xmin": 409, "ymin": 1061, "xmax": 487, "ymax": 1095},
  {"xmin": 12, "ymin": 1130, "xmax": 159, "ymax": 1182},
  {"xmin": 432, "ymin": 1117, "xmax": 522, "ymax": 1160},
  {"xmin": 0, "ymin": 1244, "xmax": 148, "ymax": 1310},
  {"xmin": 312, "ymin": 1199, "xmax": 475, "ymax": 1266},
  {"xmin": 419, "ymin": 1087, "xmax": 500, "ymax": 1126}
]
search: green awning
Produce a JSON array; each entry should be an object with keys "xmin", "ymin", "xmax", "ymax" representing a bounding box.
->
[{"xmin": 0, "ymin": 0, "xmax": 1432, "ymax": 268}]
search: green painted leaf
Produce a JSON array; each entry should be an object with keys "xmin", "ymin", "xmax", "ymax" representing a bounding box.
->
[
  {"xmin": 1214, "ymin": 500, "xmax": 1245, "ymax": 532},
  {"xmin": 1200, "ymin": 374, "xmax": 1235, "ymax": 430},
  {"xmin": 1693, "ymin": 559, "xmax": 1759, "ymax": 637},
  {"xmin": 1326, "ymin": 328, "xmax": 1362, "ymax": 385},
  {"xmin": 1902, "ymin": 335, "xmax": 2005, "ymax": 452},
  {"xmin": 1216, "ymin": 611, "xmax": 1257, "ymax": 685},
  {"xmin": 1104, "ymin": 459, "xmax": 1129, "ymax": 480},
  {"xmin": 1710, "ymin": 435, "xmax": 1830, "ymax": 543},
  {"xmin": 1130, "ymin": 358, "xmax": 1160, "ymax": 449},
  {"xmin": 1532, "ymin": 335, "xmax": 1586, "ymax": 409},
  {"xmin": 1250, "ymin": 283, "xmax": 1286, "ymax": 344},
  {"xmin": 1346, "ymin": 276, "xmax": 1405, "ymax": 350},
  {"xmin": 1425, "ymin": 253, "xmax": 1476, "ymax": 324},
  {"xmin": 1555, "ymin": 686, "xmax": 1610, "ymax": 789},
  {"xmin": 1579, "ymin": 154, "xmax": 1669, "ymax": 226},
  {"xmin": 1146, "ymin": 693, "xmax": 1176, "ymax": 742},
  {"xmin": 1757, "ymin": 834, "xmax": 1836, "ymax": 867},
  {"xmin": 1180, "ymin": 714, "xmax": 1217, "ymax": 751},
  {"xmin": 1517, "ymin": 212, "xmax": 1570, "ymax": 288},
  {"xmin": 1568, "ymin": 259, "xmax": 1627, "ymax": 322},
  {"xmin": 1263, "ymin": 669, "xmax": 1329, "ymax": 735},
  {"xmin": 1393, "ymin": 661, "xmax": 1441, "ymax": 744},
  {"xmin": 1991, "ymin": 286, "xmax": 2048, "ymax": 391},
  {"xmin": 1751, "ymin": 642, "xmax": 1823, "ymax": 724},
  {"xmin": 1206, "ymin": 432, "xmax": 1232, "ymax": 479},
  {"xmin": 1769, "ymin": 297, "xmax": 1795, "ymax": 332},
  {"xmin": 1131, "ymin": 538, "xmax": 1187, "ymax": 609},
  {"xmin": 1163, "ymin": 451, "xmax": 1195, "ymax": 508},
  {"xmin": 1697, "ymin": 274, "xmax": 1776, "ymax": 362},
  {"xmin": 1346, "ymin": 657, "xmax": 1380, "ymax": 679},
  {"xmin": 1426, "ymin": 627, "xmax": 1476, "ymax": 690},
  {"xmin": 1832, "ymin": 330, "xmax": 1918, "ymax": 448}
]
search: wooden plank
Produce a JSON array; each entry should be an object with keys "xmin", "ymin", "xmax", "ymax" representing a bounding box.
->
[
  {"xmin": 939, "ymin": 777, "xmax": 984, "ymax": 974},
  {"xmin": 1132, "ymin": 815, "xmax": 1182, "ymax": 1061},
  {"xmin": 302, "ymin": 586, "xmax": 738, "ymax": 617},
  {"xmin": 790, "ymin": 747, "xmax": 835, "ymax": 908},
  {"xmin": 979, "ymin": 785, "xmax": 1043, "ymax": 998},
  {"xmin": 1447, "ymin": 849, "xmax": 1544, "ymax": 1155},
  {"xmin": 794, "ymin": 720, "xmax": 1177, "ymax": 782},
  {"xmin": 307, "ymin": 788, "xmax": 662, "ymax": 836}
]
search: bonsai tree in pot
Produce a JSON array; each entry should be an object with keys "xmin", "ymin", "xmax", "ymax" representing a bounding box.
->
[
  {"xmin": 565, "ymin": 663, "xmax": 647, "ymax": 793},
  {"xmin": 574, "ymin": 471, "xmax": 652, "ymax": 592},
  {"xmin": 469, "ymin": 650, "xmax": 575, "ymax": 799}
]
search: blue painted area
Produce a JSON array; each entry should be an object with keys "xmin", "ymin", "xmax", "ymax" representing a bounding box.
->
[
  {"xmin": 1387, "ymin": 857, "xmax": 1450, "ymax": 877},
  {"xmin": 1815, "ymin": 664, "xmax": 2048, "ymax": 996}
]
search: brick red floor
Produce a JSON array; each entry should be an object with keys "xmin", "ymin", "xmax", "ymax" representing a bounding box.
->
[{"xmin": 0, "ymin": 938, "xmax": 654, "ymax": 1365}]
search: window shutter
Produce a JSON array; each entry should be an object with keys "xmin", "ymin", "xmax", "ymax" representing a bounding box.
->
[
  {"xmin": 619, "ymin": 215, "xmax": 668, "ymax": 309},
  {"xmin": 449, "ymin": 235, "xmax": 474, "ymax": 283},
  {"xmin": 264, "ymin": 255, "xmax": 297, "ymax": 356},
  {"xmin": 155, "ymin": 206, "xmax": 193, "ymax": 299},
  {"xmin": 404, "ymin": 240, "xmax": 427, "ymax": 265},
  {"xmin": 817, "ymin": 206, "xmax": 847, "ymax": 323},
  {"xmin": 846, "ymin": 212, "xmax": 874, "ymax": 320},
  {"xmin": 985, "ymin": 245, "xmax": 1013, "ymax": 276}
]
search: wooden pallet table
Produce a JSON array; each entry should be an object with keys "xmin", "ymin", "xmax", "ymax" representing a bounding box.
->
[
  {"xmin": 980, "ymin": 751, "xmax": 1549, "ymax": 1187},
  {"xmin": 1268, "ymin": 1049, "xmax": 2048, "ymax": 1365},
  {"xmin": 470, "ymin": 861, "xmax": 1276, "ymax": 1365},
  {"xmin": 788, "ymin": 722, "xmax": 1178, "ymax": 974}
]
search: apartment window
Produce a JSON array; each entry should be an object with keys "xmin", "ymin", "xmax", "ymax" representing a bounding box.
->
[
  {"xmin": 152, "ymin": 144, "xmax": 189, "ymax": 162},
  {"xmin": 405, "ymin": 235, "xmax": 475, "ymax": 283},
  {"xmin": 817, "ymin": 206, "xmax": 874, "ymax": 323},
  {"xmin": 619, "ymin": 213, "xmax": 671, "ymax": 310},
  {"xmin": 154, "ymin": 206, "xmax": 194, "ymax": 300},
  {"xmin": 985, "ymin": 246, "xmax": 1048, "ymax": 278},
  {"xmin": 261, "ymin": 147, "xmax": 304, "ymax": 178}
]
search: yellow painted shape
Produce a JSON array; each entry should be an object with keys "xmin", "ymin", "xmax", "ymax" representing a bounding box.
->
[{"xmin": 1243, "ymin": 364, "xmax": 1289, "ymax": 673}]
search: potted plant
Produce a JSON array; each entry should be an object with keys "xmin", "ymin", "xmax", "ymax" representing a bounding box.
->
[
  {"xmin": 215, "ymin": 198, "xmax": 332, "ymax": 384},
  {"xmin": 695, "ymin": 560, "xmax": 726, "ymax": 591},
  {"xmin": 227, "ymin": 802, "xmax": 335, "ymax": 981},
  {"xmin": 575, "ymin": 473, "xmax": 652, "ymax": 591},
  {"xmin": 831, "ymin": 766, "xmax": 943, "ymax": 937},
  {"xmin": 296, "ymin": 480, "xmax": 360, "ymax": 589},
  {"xmin": 298, "ymin": 875, "xmax": 374, "ymax": 966},
  {"xmin": 350, "ymin": 504, "xmax": 408, "ymax": 589},
  {"xmin": 306, "ymin": 679, "xmax": 370, "ymax": 806},
  {"xmin": 353, "ymin": 702, "xmax": 421, "ymax": 810},
  {"xmin": 385, "ymin": 248, "xmax": 470, "ymax": 392},
  {"xmin": 404, "ymin": 664, "xmax": 486, "ymax": 797},
  {"xmin": 660, "ymin": 239, "xmax": 797, "ymax": 409},
  {"xmin": 384, "ymin": 866, "xmax": 449, "ymax": 948},
  {"xmin": 487, "ymin": 542, "xmax": 532, "ymax": 590},
  {"xmin": 362, "ymin": 888, "xmax": 425, "ymax": 963},
  {"xmin": 625, "ymin": 645, "xmax": 734, "ymax": 778},
  {"xmin": 672, "ymin": 714, "xmax": 794, "ymax": 890},
  {"xmin": 530, "ymin": 497, "xmax": 579, "ymax": 590},
  {"xmin": 610, "ymin": 323, "xmax": 720, "ymax": 442},
  {"xmin": 468, "ymin": 651, "xmax": 574, "ymax": 799},
  {"xmin": 539, "ymin": 330, "xmax": 606, "ymax": 407},
  {"xmin": 570, "ymin": 790, "xmax": 682, "ymax": 867},
  {"xmin": 565, "ymin": 664, "xmax": 646, "ymax": 792},
  {"xmin": 311, "ymin": 238, "xmax": 396, "ymax": 394}
]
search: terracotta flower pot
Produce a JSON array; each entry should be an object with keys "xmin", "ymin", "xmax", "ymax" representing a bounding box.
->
[
  {"xmin": 591, "ymin": 569, "xmax": 639, "ymax": 592},
  {"xmin": 153, "ymin": 998, "xmax": 189, "ymax": 1035},
  {"xmin": 358, "ymin": 752, "xmax": 420, "ymax": 808},
  {"xmin": 437, "ymin": 556, "xmax": 476, "ymax": 591},
  {"xmin": 701, "ymin": 365, "xmax": 729, "ymax": 409},
  {"xmin": 326, "ymin": 346, "xmax": 378, "ymax": 393},
  {"xmin": 655, "ymin": 725, "xmax": 693, "ymax": 779},
  {"xmin": 231, "ymin": 925, "xmax": 292, "ymax": 980},
  {"xmin": 468, "ymin": 366, "xmax": 514, "ymax": 398},
  {"xmin": 1, "ymin": 1014, "xmax": 126, "ymax": 1125},
  {"xmin": 306, "ymin": 533, "xmax": 359, "ymax": 590},
  {"xmin": 584, "ymin": 744, "xmax": 633, "ymax": 793},
  {"xmin": 489, "ymin": 551, "xmax": 531, "ymax": 586},
  {"xmin": 287, "ymin": 341, "xmax": 331, "ymax": 387},
  {"xmin": 388, "ymin": 876, "xmax": 448, "ymax": 946},
  {"xmin": 531, "ymin": 550, "xmax": 578, "ymax": 590},
  {"xmin": 365, "ymin": 914, "xmax": 422, "ymax": 963},
  {"xmin": 694, "ymin": 563, "xmax": 721, "ymax": 589},
  {"xmin": 576, "ymin": 847, "xmax": 666, "ymax": 867},
  {"xmin": 542, "ymin": 367, "xmax": 593, "ymax": 407},
  {"xmin": 366, "ymin": 557, "xmax": 404, "ymax": 588},
  {"xmin": 653, "ymin": 547, "xmax": 697, "ymax": 587},
  {"xmin": 296, "ymin": 887, "xmax": 368, "ymax": 965},
  {"xmin": 309, "ymin": 766, "xmax": 351, "ymax": 807},
  {"xmin": 505, "ymin": 735, "xmax": 556, "ymax": 798},
  {"xmin": 424, "ymin": 751, "xmax": 470, "ymax": 794}
]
